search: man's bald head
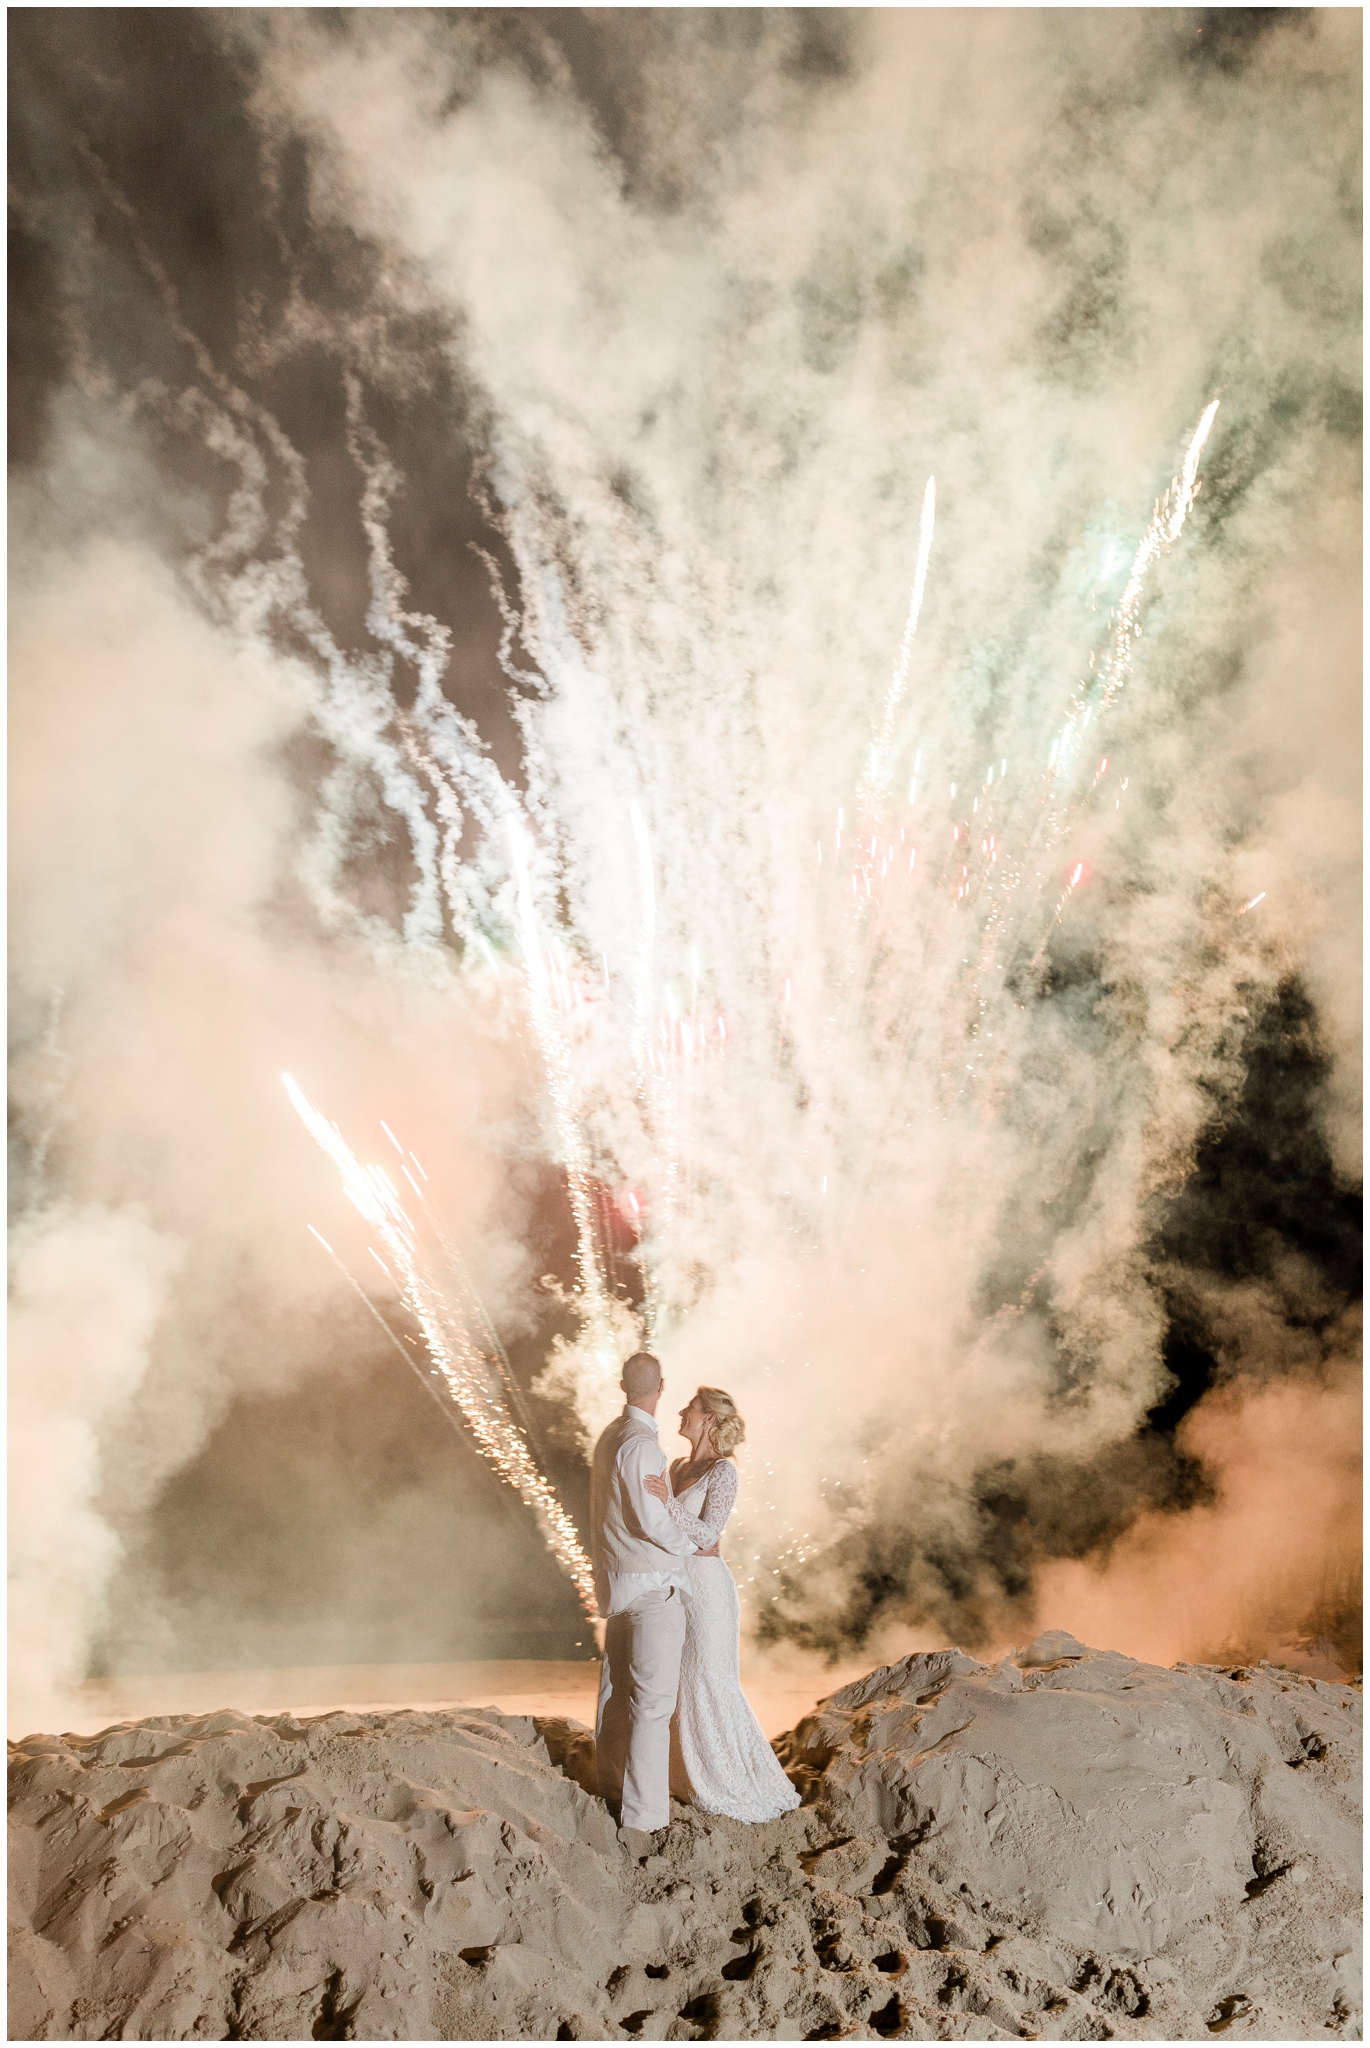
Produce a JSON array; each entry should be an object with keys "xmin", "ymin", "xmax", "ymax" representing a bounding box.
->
[{"xmin": 622, "ymin": 1352, "xmax": 663, "ymax": 1405}]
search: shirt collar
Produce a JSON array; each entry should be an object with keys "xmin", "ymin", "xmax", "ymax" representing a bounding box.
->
[{"xmin": 624, "ymin": 1403, "xmax": 658, "ymax": 1435}]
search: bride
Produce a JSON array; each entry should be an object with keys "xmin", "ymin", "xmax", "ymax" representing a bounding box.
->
[{"xmin": 643, "ymin": 1386, "xmax": 800, "ymax": 1824}]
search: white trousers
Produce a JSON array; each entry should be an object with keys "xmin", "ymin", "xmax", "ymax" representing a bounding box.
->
[{"xmin": 595, "ymin": 1584, "xmax": 688, "ymax": 1832}]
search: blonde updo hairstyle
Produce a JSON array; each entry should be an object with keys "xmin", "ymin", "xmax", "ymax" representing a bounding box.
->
[{"xmin": 697, "ymin": 1386, "xmax": 746, "ymax": 1458}]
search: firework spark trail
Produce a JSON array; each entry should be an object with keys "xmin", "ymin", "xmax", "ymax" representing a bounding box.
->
[
  {"xmin": 374, "ymin": 1124, "xmax": 549, "ymax": 1459},
  {"xmin": 508, "ymin": 820, "xmax": 621, "ymax": 1383},
  {"xmin": 1045, "ymin": 403, "xmax": 1219, "ymax": 798},
  {"xmin": 629, "ymin": 800, "xmax": 656, "ymax": 1099},
  {"xmin": 346, "ymin": 387, "xmax": 629, "ymax": 1403},
  {"xmin": 858, "ymin": 474, "xmax": 937, "ymax": 837},
  {"xmin": 1031, "ymin": 401, "xmax": 1220, "ymax": 946},
  {"xmin": 628, "ymin": 801, "xmax": 682, "ymax": 1335},
  {"xmin": 824, "ymin": 476, "xmax": 939, "ymax": 1068},
  {"xmin": 283, "ymin": 1074, "xmax": 598, "ymax": 1616},
  {"xmin": 1103, "ymin": 398, "xmax": 1222, "ymax": 706}
]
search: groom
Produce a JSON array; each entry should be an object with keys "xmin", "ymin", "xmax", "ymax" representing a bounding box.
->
[{"xmin": 591, "ymin": 1350, "xmax": 697, "ymax": 1834}]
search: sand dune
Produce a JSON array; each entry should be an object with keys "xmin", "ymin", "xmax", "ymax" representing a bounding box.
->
[{"xmin": 8, "ymin": 1639, "xmax": 1361, "ymax": 2041}]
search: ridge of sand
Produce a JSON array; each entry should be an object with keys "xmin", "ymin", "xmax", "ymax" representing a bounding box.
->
[{"xmin": 8, "ymin": 1640, "xmax": 1361, "ymax": 2041}]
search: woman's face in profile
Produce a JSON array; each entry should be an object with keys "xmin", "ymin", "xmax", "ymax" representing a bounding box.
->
[{"xmin": 678, "ymin": 1393, "xmax": 710, "ymax": 1451}]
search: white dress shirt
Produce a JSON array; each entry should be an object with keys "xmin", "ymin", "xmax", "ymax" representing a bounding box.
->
[{"xmin": 601, "ymin": 1407, "xmax": 696, "ymax": 1616}]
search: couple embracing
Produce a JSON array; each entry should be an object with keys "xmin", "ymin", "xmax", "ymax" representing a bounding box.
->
[{"xmin": 590, "ymin": 1350, "xmax": 800, "ymax": 1834}]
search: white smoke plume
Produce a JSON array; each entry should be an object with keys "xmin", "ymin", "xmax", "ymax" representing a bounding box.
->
[
  {"xmin": 9, "ymin": 1205, "xmax": 183, "ymax": 1729},
  {"xmin": 8, "ymin": 10, "xmax": 1359, "ymax": 1719},
  {"xmin": 8, "ymin": 401, "xmax": 541, "ymax": 1729}
]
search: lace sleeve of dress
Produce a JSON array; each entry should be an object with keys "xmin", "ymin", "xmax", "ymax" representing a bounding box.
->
[{"xmin": 666, "ymin": 1458, "xmax": 738, "ymax": 1547}]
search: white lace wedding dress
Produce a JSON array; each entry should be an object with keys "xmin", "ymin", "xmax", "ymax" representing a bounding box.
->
[{"xmin": 665, "ymin": 1459, "xmax": 801, "ymax": 1823}]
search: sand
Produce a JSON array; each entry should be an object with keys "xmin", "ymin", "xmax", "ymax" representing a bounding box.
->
[{"xmin": 8, "ymin": 1636, "xmax": 1361, "ymax": 2041}]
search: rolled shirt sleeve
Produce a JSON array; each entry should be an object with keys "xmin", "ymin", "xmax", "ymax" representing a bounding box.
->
[{"xmin": 617, "ymin": 1434, "xmax": 698, "ymax": 1557}]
